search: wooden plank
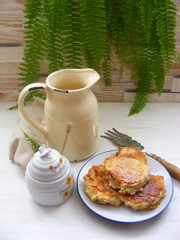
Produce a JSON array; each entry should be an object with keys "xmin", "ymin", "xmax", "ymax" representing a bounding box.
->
[
  {"xmin": 177, "ymin": 13, "xmax": 180, "ymax": 29},
  {"xmin": 0, "ymin": 76, "xmax": 21, "ymax": 88},
  {"xmin": 0, "ymin": 60, "xmax": 49, "ymax": 76},
  {"xmin": 0, "ymin": 0, "xmax": 25, "ymax": 11},
  {"xmin": 175, "ymin": 30, "xmax": 180, "ymax": 43},
  {"xmin": 0, "ymin": 46, "xmax": 24, "ymax": 62},
  {"xmin": 124, "ymin": 92, "xmax": 180, "ymax": 103},
  {"xmin": 95, "ymin": 91, "xmax": 124, "ymax": 102},
  {"xmin": 0, "ymin": 29, "xmax": 24, "ymax": 43},
  {"xmin": 0, "ymin": 11, "xmax": 23, "ymax": 28},
  {"xmin": 101, "ymin": 75, "xmax": 172, "ymax": 90},
  {"xmin": 169, "ymin": 62, "xmax": 180, "ymax": 77},
  {"xmin": 0, "ymin": 62, "xmax": 20, "ymax": 76},
  {"xmin": 40, "ymin": 61, "xmax": 49, "ymax": 74},
  {"xmin": 0, "ymin": 76, "xmax": 21, "ymax": 103},
  {"xmin": 0, "ymin": 91, "xmax": 19, "ymax": 102},
  {"xmin": 162, "ymin": 76, "xmax": 173, "ymax": 90},
  {"xmin": 172, "ymin": 76, "xmax": 180, "ymax": 92}
]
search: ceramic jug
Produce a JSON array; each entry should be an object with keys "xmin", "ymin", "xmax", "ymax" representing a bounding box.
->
[{"xmin": 18, "ymin": 68, "xmax": 100, "ymax": 161}]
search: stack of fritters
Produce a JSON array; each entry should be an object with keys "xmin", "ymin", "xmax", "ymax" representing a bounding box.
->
[{"xmin": 83, "ymin": 147, "xmax": 166, "ymax": 210}]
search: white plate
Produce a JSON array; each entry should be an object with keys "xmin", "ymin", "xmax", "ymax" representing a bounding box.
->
[{"xmin": 77, "ymin": 150, "xmax": 174, "ymax": 223}]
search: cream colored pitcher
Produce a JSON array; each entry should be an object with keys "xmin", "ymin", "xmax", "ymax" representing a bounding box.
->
[{"xmin": 18, "ymin": 68, "xmax": 100, "ymax": 161}]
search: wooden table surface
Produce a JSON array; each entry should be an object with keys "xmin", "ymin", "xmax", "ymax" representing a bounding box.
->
[{"xmin": 0, "ymin": 102, "xmax": 180, "ymax": 240}]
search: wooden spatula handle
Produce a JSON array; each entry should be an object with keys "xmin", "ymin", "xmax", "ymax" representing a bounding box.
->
[{"xmin": 149, "ymin": 153, "xmax": 180, "ymax": 181}]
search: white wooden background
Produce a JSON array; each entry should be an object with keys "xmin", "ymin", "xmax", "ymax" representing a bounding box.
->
[{"xmin": 0, "ymin": 0, "xmax": 180, "ymax": 102}]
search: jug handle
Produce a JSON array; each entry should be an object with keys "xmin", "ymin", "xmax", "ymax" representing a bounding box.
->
[{"xmin": 18, "ymin": 83, "xmax": 48, "ymax": 138}]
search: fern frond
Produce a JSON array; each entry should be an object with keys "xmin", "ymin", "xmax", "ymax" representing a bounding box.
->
[
  {"xmin": 80, "ymin": 0, "xmax": 107, "ymax": 72},
  {"xmin": 128, "ymin": 91, "xmax": 148, "ymax": 116},
  {"xmin": 18, "ymin": 0, "xmax": 47, "ymax": 87},
  {"xmin": 21, "ymin": 129, "xmax": 40, "ymax": 153},
  {"xmin": 8, "ymin": 103, "xmax": 18, "ymax": 111},
  {"xmin": 112, "ymin": 0, "xmax": 135, "ymax": 67},
  {"xmin": 24, "ymin": 90, "xmax": 46, "ymax": 105},
  {"xmin": 156, "ymin": 0, "xmax": 177, "ymax": 71},
  {"xmin": 63, "ymin": 0, "xmax": 84, "ymax": 68},
  {"xmin": 129, "ymin": 49, "xmax": 154, "ymax": 116},
  {"xmin": 15, "ymin": 0, "xmax": 177, "ymax": 116},
  {"xmin": 127, "ymin": 1, "xmax": 156, "ymax": 115},
  {"xmin": 43, "ymin": 0, "xmax": 65, "ymax": 73},
  {"xmin": 102, "ymin": 40, "xmax": 112, "ymax": 86},
  {"xmin": 122, "ymin": 0, "xmax": 177, "ymax": 115},
  {"xmin": 149, "ymin": 18, "xmax": 166, "ymax": 95}
]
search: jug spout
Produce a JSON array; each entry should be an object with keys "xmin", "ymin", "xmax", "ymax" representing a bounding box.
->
[
  {"xmin": 46, "ymin": 68, "xmax": 100, "ymax": 93},
  {"xmin": 79, "ymin": 68, "xmax": 100, "ymax": 89}
]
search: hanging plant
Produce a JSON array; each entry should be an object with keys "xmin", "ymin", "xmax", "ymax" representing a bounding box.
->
[{"xmin": 16, "ymin": 0, "xmax": 177, "ymax": 115}]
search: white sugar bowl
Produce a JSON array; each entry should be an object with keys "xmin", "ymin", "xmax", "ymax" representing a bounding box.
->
[{"xmin": 25, "ymin": 144, "xmax": 74, "ymax": 206}]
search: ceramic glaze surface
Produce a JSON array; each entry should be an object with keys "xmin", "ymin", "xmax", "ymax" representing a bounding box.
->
[
  {"xmin": 25, "ymin": 145, "xmax": 74, "ymax": 206},
  {"xmin": 28, "ymin": 144, "xmax": 69, "ymax": 182},
  {"xmin": 18, "ymin": 68, "xmax": 100, "ymax": 161}
]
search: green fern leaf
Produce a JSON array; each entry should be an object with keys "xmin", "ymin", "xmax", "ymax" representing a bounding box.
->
[
  {"xmin": 149, "ymin": 18, "xmax": 166, "ymax": 95},
  {"xmin": 128, "ymin": 91, "xmax": 148, "ymax": 116},
  {"xmin": 80, "ymin": 0, "xmax": 107, "ymax": 72},
  {"xmin": 18, "ymin": 0, "xmax": 47, "ymax": 90},
  {"xmin": 42, "ymin": 0, "xmax": 65, "ymax": 73},
  {"xmin": 156, "ymin": 0, "xmax": 177, "ymax": 71},
  {"xmin": 63, "ymin": 0, "xmax": 84, "ymax": 68},
  {"xmin": 14, "ymin": 0, "xmax": 177, "ymax": 116},
  {"xmin": 102, "ymin": 40, "xmax": 112, "ymax": 86},
  {"xmin": 112, "ymin": 0, "xmax": 135, "ymax": 67},
  {"xmin": 8, "ymin": 103, "xmax": 18, "ymax": 111},
  {"xmin": 21, "ymin": 129, "xmax": 40, "ymax": 153}
]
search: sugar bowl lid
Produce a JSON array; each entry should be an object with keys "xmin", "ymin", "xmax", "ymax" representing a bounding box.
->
[{"xmin": 27, "ymin": 144, "xmax": 70, "ymax": 182}]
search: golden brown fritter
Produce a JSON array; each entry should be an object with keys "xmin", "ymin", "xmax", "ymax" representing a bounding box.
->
[
  {"xmin": 104, "ymin": 156, "xmax": 150, "ymax": 195},
  {"xmin": 116, "ymin": 146, "xmax": 147, "ymax": 164},
  {"xmin": 83, "ymin": 165, "xmax": 122, "ymax": 207},
  {"xmin": 120, "ymin": 175, "xmax": 166, "ymax": 210}
]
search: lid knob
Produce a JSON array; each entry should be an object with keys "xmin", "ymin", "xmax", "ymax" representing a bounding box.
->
[{"xmin": 39, "ymin": 144, "xmax": 51, "ymax": 158}]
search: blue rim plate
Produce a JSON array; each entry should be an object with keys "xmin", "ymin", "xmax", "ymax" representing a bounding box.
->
[{"xmin": 77, "ymin": 150, "xmax": 174, "ymax": 223}]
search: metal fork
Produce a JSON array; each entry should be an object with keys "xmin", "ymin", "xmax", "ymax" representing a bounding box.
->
[
  {"xmin": 101, "ymin": 128, "xmax": 180, "ymax": 181},
  {"xmin": 101, "ymin": 128, "xmax": 144, "ymax": 150}
]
